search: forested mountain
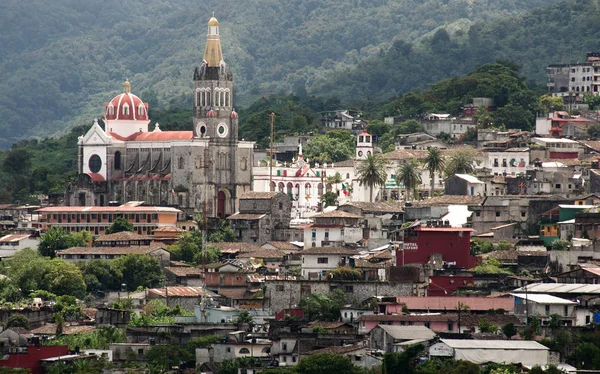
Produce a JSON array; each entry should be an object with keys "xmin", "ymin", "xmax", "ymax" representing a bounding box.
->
[
  {"xmin": 315, "ymin": 0, "xmax": 600, "ymax": 104},
  {"xmin": 0, "ymin": 0, "xmax": 560, "ymax": 147}
]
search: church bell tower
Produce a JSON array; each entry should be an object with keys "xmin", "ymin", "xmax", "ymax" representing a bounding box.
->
[{"xmin": 193, "ymin": 16, "xmax": 238, "ymax": 143}]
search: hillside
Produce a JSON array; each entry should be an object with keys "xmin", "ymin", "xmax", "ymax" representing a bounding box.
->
[
  {"xmin": 314, "ymin": 0, "xmax": 600, "ymax": 104},
  {"xmin": 0, "ymin": 0, "xmax": 560, "ymax": 147}
]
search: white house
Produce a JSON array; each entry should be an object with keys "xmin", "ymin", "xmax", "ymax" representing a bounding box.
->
[
  {"xmin": 0, "ymin": 234, "xmax": 39, "ymax": 253},
  {"xmin": 303, "ymin": 210, "xmax": 363, "ymax": 248},
  {"xmin": 511, "ymin": 293, "xmax": 578, "ymax": 326},
  {"xmin": 301, "ymin": 246, "xmax": 357, "ymax": 279},
  {"xmin": 531, "ymin": 137, "xmax": 584, "ymax": 157},
  {"xmin": 482, "ymin": 148, "xmax": 530, "ymax": 176}
]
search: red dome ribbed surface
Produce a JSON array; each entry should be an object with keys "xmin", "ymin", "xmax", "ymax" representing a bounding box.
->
[{"xmin": 105, "ymin": 92, "xmax": 148, "ymax": 121}]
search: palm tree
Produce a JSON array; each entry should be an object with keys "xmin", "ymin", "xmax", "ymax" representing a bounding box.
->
[
  {"xmin": 395, "ymin": 159, "xmax": 422, "ymax": 201},
  {"xmin": 423, "ymin": 147, "xmax": 445, "ymax": 196},
  {"xmin": 445, "ymin": 149, "xmax": 480, "ymax": 176},
  {"xmin": 356, "ymin": 153, "xmax": 388, "ymax": 202}
]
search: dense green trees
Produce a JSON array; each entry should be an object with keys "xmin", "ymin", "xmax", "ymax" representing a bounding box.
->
[
  {"xmin": 0, "ymin": 0, "xmax": 559, "ymax": 147},
  {"xmin": 296, "ymin": 353, "xmax": 364, "ymax": 374},
  {"xmin": 0, "ymin": 248, "xmax": 164, "ymax": 300},
  {"xmin": 38, "ymin": 227, "xmax": 90, "ymax": 257},
  {"xmin": 168, "ymin": 230, "xmax": 222, "ymax": 264},
  {"xmin": 298, "ymin": 289, "xmax": 347, "ymax": 322},
  {"xmin": 112, "ymin": 254, "xmax": 163, "ymax": 291},
  {"xmin": 304, "ymin": 131, "xmax": 356, "ymax": 164},
  {"xmin": 105, "ymin": 217, "xmax": 134, "ymax": 234}
]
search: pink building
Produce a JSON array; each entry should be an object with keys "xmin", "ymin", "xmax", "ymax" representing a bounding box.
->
[
  {"xmin": 359, "ymin": 314, "xmax": 459, "ymax": 334},
  {"xmin": 379, "ymin": 296, "xmax": 514, "ymax": 314}
]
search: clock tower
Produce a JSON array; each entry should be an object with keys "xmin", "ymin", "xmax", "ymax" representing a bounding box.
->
[{"xmin": 193, "ymin": 16, "xmax": 238, "ymax": 143}]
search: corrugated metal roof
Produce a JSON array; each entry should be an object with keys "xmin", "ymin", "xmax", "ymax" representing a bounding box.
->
[
  {"xmin": 0, "ymin": 234, "xmax": 31, "ymax": 243},
  {"xmin": 377, "ymin": 325, "xmax": 436, "ymax": 340},
  {"xmin": 513, "ymin": 283, "xmax": 600, "ymax": 294},
  {"xmin": 510, "ymin": 293, "xmax": 577, "ymax": 305},
  {"xmin": 441, "ymin": 339, "xmax": 548, "ymax": 350},
  {"xmin": 454, "ymin": 174, "xmax": 484, "ymax": 184},
  {"xmin": 226, "ymin": 213, "xmax": 266, "ymax": 220}
]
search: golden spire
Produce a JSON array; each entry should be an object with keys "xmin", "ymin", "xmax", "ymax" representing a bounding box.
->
[
  {"xmin": 123, "ymin": 80, "xmax": 131, "ymax": 94},
  {"xmin": 203, "ymin": 15, "xmax": 224, "ymax": 67}
]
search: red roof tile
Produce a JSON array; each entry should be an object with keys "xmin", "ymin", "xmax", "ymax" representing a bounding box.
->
[
  {"xmin": 86, "ymin": 173, "xmax": 105, "ymax": 182},
  {"xmin": 108, "ymin": 131, "xmax": 194, "ymax": 142}
]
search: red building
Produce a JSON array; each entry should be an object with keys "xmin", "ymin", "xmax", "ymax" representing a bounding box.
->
[
  {"xmin": 397, "ymin": 227, "xmax": 477, "ymax": 268},
  {"xmin": 0, "ymin": 345, "xmax": 69, "ymax": 374}
]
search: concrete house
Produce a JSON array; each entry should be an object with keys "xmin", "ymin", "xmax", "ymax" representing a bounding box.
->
[
  {"xmin": 227, "ymin": 191, "xmax": 291, "ymax": 244},
  {"xmin": 511, "ymin": 293, "xmax": 578, "ymax": 326},
  {"xmin": 0, "ymin": 234, "xmax": 39, "ymax": 253},
  {"xmin": 369, "ymin": 325, "xmax": 436, "ymax": 353},
  {"xmin": 57, "ymin": 245, "xmax": 171, "ymax": 266},
  {"xmin": 304, "ymin": 210, "xmax": 363, "ymax": 248},
  {"xmin": 301, "ymin": 246, "xmax": 357, "ymax": 279},
  {"xmin": 444, "ymin": 174, "xmax": 485, "ymax": 196}
]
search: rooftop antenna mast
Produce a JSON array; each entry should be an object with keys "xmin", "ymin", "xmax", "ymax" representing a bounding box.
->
[{"xmin": 269, "ymin": 113, "xmax": 275, "ymax": 191}]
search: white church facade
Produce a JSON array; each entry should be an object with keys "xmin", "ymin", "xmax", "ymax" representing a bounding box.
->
[{"xmin": 69, "ymin": 16, "xmax": 254, "ymax": 217}]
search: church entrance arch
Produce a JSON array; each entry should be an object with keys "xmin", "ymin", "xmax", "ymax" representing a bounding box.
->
[{"xmin": 217, "ymin": 191, "xmax": 226, "ymax": 218}]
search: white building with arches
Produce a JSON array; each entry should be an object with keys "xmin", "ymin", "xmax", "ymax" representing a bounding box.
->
[
  {"xmin": 69, "ymin": 16, "xmax": 254, "ymax": 218},
  {"xmin": 252, "ymin": 132, "xmax": 376, "ymax": 215}
]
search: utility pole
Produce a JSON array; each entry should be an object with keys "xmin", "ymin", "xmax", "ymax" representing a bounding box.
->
[
  {"xmin": 525, "ymin": 283, "xmax": 529, "ymax": 323},
  {"xmin": 269, "ymin": 113, "xmax": 275, "ymax": 191}
]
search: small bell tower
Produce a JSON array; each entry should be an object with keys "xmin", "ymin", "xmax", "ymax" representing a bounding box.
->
[{"xmin": 356, "ymin": 130, "xmax": 373, "ymax": 159}]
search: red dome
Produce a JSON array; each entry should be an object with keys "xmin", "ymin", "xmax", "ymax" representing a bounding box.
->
[
  {"xmin": 230, "ymin": 110, "xmax": 238, "ymax": 119},
  {"xmin": 207, "ymin": 109, "xmax": 217, "ymax": 118},
  {"xmin": 105, "ymin": 82, "xmax": 148, "ymax": 121}
]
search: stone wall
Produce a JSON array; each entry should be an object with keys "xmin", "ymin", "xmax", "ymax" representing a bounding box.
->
[
  {"xmin": 0, "ymin": 308, "xmax": 53, "ymax": 328},
  {"xmin": 263, "ymin": 280, "xmax": 415, "ymax": 313}
]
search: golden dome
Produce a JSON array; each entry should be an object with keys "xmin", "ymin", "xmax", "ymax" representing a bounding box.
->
[
  {"xmin": 123, "ymin": 80, "xmax": 131, "ymax": 93},
  {"xmin": 208, "ymin": 16, "xmax": 219, "ymax": 26}
]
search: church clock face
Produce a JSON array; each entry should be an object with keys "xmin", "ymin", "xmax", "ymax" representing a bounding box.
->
[
  {"xmin": 217, "ymin": 122, "xmax": 229, "ymax": 138},
  {"xmin": 196, "ymin": 122, "xmax": 207, "ymax": 137}
]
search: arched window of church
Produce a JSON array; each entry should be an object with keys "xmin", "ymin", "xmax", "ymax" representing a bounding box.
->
[
  {"xmin": 122, "ymin": 104, "xmax": 129, "ymax": 116},
  {"xmin": 278, "ymin": 182, "xmax": 284, "ymax": 192},
  {"xmin": 108, "ymin": 104, "xmax": 114, "ymax": 116},
  {"xmin": 178, "ymin": 157, "xmax": 185, "ymax": 169},
  {"xmin": 114, "ymin": 151, "xmax": 121, "ymax": 170},
  {"xmin": 138, "ymin": 104, "xmax": 145, "ymax": 116},
  {"xmin": 287, "ymin": 183, "xmax": 293, "ymax": 195},
  {"xmin": 318, "ymin": 183, "xmax": 324, "ymax": 196},
  {"xmin": 206, "ymin": 92, "xmax": 211, "ymax": 107}
]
